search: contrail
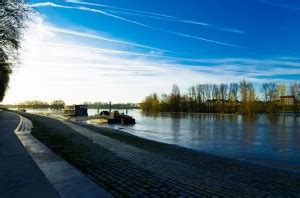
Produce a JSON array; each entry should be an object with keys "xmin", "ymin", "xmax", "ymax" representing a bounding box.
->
[
  {"xmin": 66, "ymin": 0, "xmax": 244, "ymax": 33},
  {"xmin": 65, "ymin": 0, "xmax": 178, "ymax": 19},
  {"xmin": 47, "ymin": 26, "xmax": 168, "ymax": 52},
  {"xmin": 30, "ymin": 2, "xmax": 243, "ymax": 48},
  {"xmin": 78, "ymin": 6, "xmax": 150, "ymax": 28},
  {"xmin": 30, "ymin": 3, "xmax": 150, "ymax": 27}
]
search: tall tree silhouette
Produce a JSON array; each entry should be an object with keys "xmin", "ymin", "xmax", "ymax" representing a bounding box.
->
[{"xmin": 0, "ymin": 0, "xmax": 30, "ymax": 101}]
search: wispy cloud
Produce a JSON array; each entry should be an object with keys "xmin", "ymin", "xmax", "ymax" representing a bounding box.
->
[
  {"xmin": 39, "ymin": 41, "xmax": 168, "ymax": 58},
  {"xmin": 38, "ymin": 40, "xmax": 243, "ymax": 62},
  {"xmin": 46, "ymin": 26, "xmax": 167, "ymax": 52},
  {"xmin": 65, "ymin": 0, "xmax": 244, "ymax": 34},
  {"xmin": 29, "ymin": 2, "xmax": 243, "ymax": 48}
]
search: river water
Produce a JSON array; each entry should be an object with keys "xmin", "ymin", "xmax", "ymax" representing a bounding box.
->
[{"xmin": 88, "ymin": 109, "xmax": 300, "ymax": 173}]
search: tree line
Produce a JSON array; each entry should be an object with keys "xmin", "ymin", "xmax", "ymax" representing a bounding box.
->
[
  {"xmin": 140, "ymin": 80, "xmax": 300, "ymax": 115},
  {"xmin": 1, "ymin": 100, "xmax": 66, "ymax": 110},
  {"xmin": 1, "ymin": 100, "xmax": 139, "ymax": 110},
  {"xmin": 83, "ymin": 102, "xmax": 138, "ymax": 109}
]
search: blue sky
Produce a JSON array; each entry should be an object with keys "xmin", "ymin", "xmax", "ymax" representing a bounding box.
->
[{"xmin": 3, "ymin": 0, "xmax": 300, "ymax": 103}]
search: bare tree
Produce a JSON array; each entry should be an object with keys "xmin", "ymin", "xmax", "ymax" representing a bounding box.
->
[
  {"xmin": 289, "ymin": 82, "xmax": 299, "ymax": 97},
  {"xmin": 170, "ymin": 84, "xmax": 181, "ymax": 112},
  {"xmin": 0, "ymin": 0, "xmax": 31, "ymax": 101},
  {"xmin": 240, "ymin": 80, "xmax": 248, "ymax": 103},
  {"xmin": 248, "ymin": 82, "xmax": 256, "ymax": 114},
  {"xmin": 229, "ymin": 83, "xmax": 238, "ymax": 101},
  {"xmin": 229, "ymin": 83, "xmax": 238, "ymax": 112},
  {"xmin": 261, "ymin": 83, "xmax": 270, "ymax": 102},
  {"xmin": 188, "ymin": 86, "xmax": 196, "ymax": 112},
  {"xmin": 220, "ymin": 83, "xmax": 228, "ymax": 112}
]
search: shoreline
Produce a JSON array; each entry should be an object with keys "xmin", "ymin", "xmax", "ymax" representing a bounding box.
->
[
  {"xmin": 76, "ymin": 120, "xmax": 300, "ymax": 175},
  {"xmin": 6, "ymin": 108, "xmax": 300, "ymax": 174},
  {"xmin": 10, "ymin": 111, "xmax": 300, "ymax": 196},
  {"xmin": 10, "ymin": 109, "xmax": 300, "ymax": 175}
]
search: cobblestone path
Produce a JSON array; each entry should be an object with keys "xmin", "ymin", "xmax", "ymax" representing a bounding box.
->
[{"xmin": 64, "ymin": 121, "xmax": 300, "ymax": 197}]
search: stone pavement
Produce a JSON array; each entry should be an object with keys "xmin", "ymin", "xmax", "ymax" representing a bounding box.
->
[
  {"xmin": 15, "ymin": 115, "xmax": 111, "ymax": 198},
  {"xmin": 0, "ymin": 110, "xmax": 59, "ymax": 198},
  {"xmin": 63, "ymin": 121, "xmax": 300, "ymax": 197}
]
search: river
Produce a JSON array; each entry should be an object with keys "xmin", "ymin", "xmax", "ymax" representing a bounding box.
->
[{"xmin": 88, "ymin": 109, "xmax": 300, "ymax": 173}]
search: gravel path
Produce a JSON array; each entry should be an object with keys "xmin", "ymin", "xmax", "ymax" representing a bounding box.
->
[{"xmin": 20, "ymin": 112, "xmax": 300, "ymax": 197}]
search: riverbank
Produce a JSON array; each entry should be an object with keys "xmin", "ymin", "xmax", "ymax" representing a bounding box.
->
[{"xmin": 17, "ymin": 111, "xmax": 300, "ymax": 197}]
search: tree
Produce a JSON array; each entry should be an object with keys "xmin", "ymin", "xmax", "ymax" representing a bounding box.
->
[
  {"xmin": 0, "ymin": 0, "xmax": 31, "ymax": 101},
  {"xmin": 263, "ymin": 82, "xmax": 279, "ymax": 113},
  {"xmin": 239, "ymin": 80, "xmax": 256, "ymax": 115},
  {"xmin": 140, "ymin": 93, "xmax": 160, "ymax": 112},
  {"xmin": 229, "ymin": 83, "xmax": 239, "ymax": 113},
  {"xmin": 289, "ymin": 82, "xmax": 300, "ymax": 98},
  {"xmin": 239, "ymin": 79, "xmax": 248, "ymax": 114},
  {"xmin": 51, "ymin": 100, "xmax": 66, "ymax": 110},
  {"xmin": 247, "ymin": 82, "xmax": 256, "ymax": 114},
  {"xmin": 188, "ymin": 86, "xmax": 197, "ymax": 112},
  {"xmin": 0, "ymin": 50, "xmax": 11, "ymax": 101},
  {"xmin": 268, "ymin": 82, "xmax": 278, "ymax": 102},
  {"xmin": 278, "ymin": 83, "xmax": 287, "ymax": 97},
  {"xmin": 195, "ymin": 84, "xmax": 203, "ymax": 111},
  {"xmin": 220, "ymin": 83, "xmax": 228, "ymax": 112},
  {"xmin": 170, "ymin": 84, "xmax": 181, "ymax": 112},
  {"xmin": 261, "ymin": 83, "xmax": 270, "ymax": 102},
  {"xmin": 18, "ymin": 100, "xmax": 49, "ymax": 109}
]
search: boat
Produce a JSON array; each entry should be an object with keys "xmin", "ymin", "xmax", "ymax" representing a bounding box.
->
[
  {"xmin": 17, "ymin": 108, "xmax": 26, "ymax": 112},
  {"xmin": 99, "ymin": 110, "xmax": 135, "ymax": 124}
]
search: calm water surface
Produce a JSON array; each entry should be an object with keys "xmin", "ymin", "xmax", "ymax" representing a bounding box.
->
[{"xmin": 88, "ymin": 109, "xmax": 300, "ymax": 173}]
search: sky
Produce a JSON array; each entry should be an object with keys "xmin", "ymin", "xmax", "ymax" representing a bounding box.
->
[{"xmin": 3, "ymin": 0, "xmax": 300, "ymax": 104}]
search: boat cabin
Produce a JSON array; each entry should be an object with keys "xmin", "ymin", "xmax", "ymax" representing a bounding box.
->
[
  {"xmin": 64, "ymin": 105, "xmax": 88, "ymax": 116},
  {"xmin": 100, "ymin": 111, "xmax": 110, "ymax": 116}
]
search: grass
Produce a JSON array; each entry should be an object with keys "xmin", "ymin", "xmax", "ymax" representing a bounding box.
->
[{"xmin": 17, "ymin": 113, "xmax": 103, "ymax": 171}]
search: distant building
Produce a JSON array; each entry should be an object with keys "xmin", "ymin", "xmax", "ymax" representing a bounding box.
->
[
  {"xmin": 280, "ymin": 96, "xmax": 295, "ymax": 106},
  {"xmin": 64, "ymin": 105, "xmax": 88, "ymax": 116}
]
